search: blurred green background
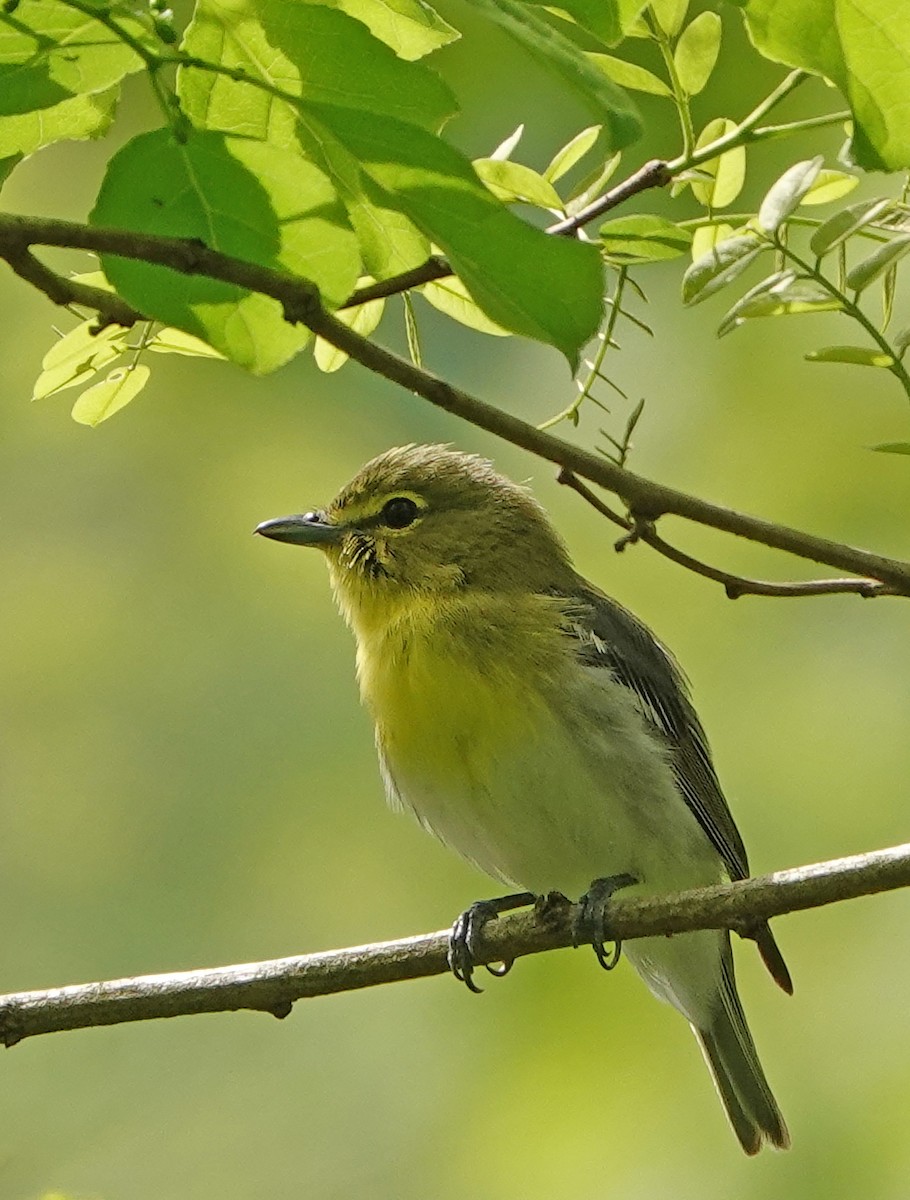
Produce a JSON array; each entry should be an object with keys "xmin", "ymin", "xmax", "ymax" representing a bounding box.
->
[{"xmin": 2, "ymin": 5, "xmax": 910, "ymax": 1198}]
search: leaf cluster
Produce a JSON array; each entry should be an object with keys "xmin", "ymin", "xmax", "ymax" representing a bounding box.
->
[{"xmin": 1, "ymin": 0, "xmax": 909, "ymax": 438}]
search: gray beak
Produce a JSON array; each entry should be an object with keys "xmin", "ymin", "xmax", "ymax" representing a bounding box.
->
[{"xmin": 254, "ymin": 512, "xmax": 341, "ymax": 546}]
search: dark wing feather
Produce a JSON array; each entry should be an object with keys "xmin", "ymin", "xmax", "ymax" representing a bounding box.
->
[
  {"xmin": 556, "ymin": 578, "xmax": 793, "ymax": 995},
  {"xmin": 561, "ymin": 579, "xmax": 749, "ymax": 881}
]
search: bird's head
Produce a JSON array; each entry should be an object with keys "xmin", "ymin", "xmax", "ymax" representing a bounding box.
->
[{"xmin": 255, "ymin": 444, "xmax": 573, "ymax": 628}]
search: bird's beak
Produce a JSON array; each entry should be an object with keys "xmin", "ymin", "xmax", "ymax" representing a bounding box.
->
[{"xmin": 254, "ymin": 512, "xmax": 342, "ymax": 546}]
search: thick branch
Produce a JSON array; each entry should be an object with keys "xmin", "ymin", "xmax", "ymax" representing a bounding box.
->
[
  {"xmin": 3, "ymin": 212, "xmax": 910, "ymax": 595},
  {"xmin": 0, "ymin": 843, "xmax": 907, "ymax": 1047}
]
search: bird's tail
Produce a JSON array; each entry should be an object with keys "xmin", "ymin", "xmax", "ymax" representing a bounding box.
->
[{"xmin": 694, "ymin": 947, "xmax": 789, "ymax": 1155}]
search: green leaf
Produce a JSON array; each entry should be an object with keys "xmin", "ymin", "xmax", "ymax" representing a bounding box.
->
[
  {"xmin": 845, "ymin": 235, "xmax": 910, "ymax": 293},
  {"xmin": 304, "ymin": 104, "xmax": 604, "ymax": 362},
  {"xmin": 0, "ymin": 0, "xmax": 144, "ymax": 115},
  {"xmin": 463, "ymin": 0, "xmax": 642, "ymax": 149},
  {"xmin": 718, "ymin": 272, "xmax": 842, "ymax": 334},
  {"xmin": 682, "ymin": 234, "xmax": 766, "ymax": 305},
  {"xmin": 473, "ymin": 158, "xmax": 563, "ymax": 208},
  {"xmin": 809, "ymin": 197, "xmax": 892, "ymax": 257},
  {"xmin": 871, "ymin": 442, "xmax": 910, "ymax": 455},
  {"xmin": 674, "ymin": 12, "xmax": 722, "ymax": 96},
  {"xmin": 691, "ymin": 118, "xmax": 746, "ymax": 208},
  {"xmin": 650, "ymin": 0, "xmax": 688, "ymax": 36},
  {"xmin": 178, "ymin": 0, "xmax": 457, "ymax": 141},
  {"xmin": 892, "ymin": 327, "xmax": 910, "ymax": 358},
  {"xmin": 735, "ymin": 0, "xmax": 910, "ymax": 171},
  {"xmin": 691, "ymin": 221, "xmax": 734, "ymax": 261},
  {"xmin": 147, "ymin": 328, "xmax": 226, "ymax": 358},
  {"xmin": 490, "ymin": 125, "xmax": 524, "ymax": 161},
  {"xmin": 544, "ymin": 125, "xmax": 601, "ymax": 182},
  {"xmin": 90, "ymin": 129, "xmax": 361, "ymax": 374},
  {"xmin": 586, "ymin": 53, "xmax": 671, "ymax": 97},
  {"xmin": 0, "ymin": 84, "xmax": 117, "ymax": 156},
  {"xmin": 523, "ymin": 0, "xmax": 651, "ymax": 47},
  {"xmin": 314, "ymin": 295, "xmax": 386, "ymax": 371},
  {"xmin": 32, "ymin": 320, "xmax": 129, "ymax": 399},
  {"xmin": 421, "ymin": 276, "xmax": 511, "ymax": 335},
  {"xmin": 71, "ymin": 364, "xmax": 151, "ymax": 427},
  {"xmin": 805, "ymin": 345, "xmax": 894, "ymax": 367},
  {"xmin": 308, "ymin": 0, "xmax": 459, "ymax": 60},
  {"xmin": 600, "ymin": 214, "xmax": 692, "ymax": 262},
  {"xmin": 757, "ymin": 157, "xmax": 824, "ymax": 233},
  {"xmin": 799, "ymin": 169, "xmax": 859, "ymax": 206}
]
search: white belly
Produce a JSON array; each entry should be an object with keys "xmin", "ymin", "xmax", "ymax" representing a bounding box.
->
[{"xmin": 370, "ymin": 641, "xmax": 727, "ymax": 1025}]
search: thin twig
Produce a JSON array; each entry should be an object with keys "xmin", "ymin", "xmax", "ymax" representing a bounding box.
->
[
  {"xmin": 559, "ymin": 471, "xmax": 893, "ymax": 599},
  {"xmin": 1, "ymin": 843, "xmax": 908, "ymax": 1047}
]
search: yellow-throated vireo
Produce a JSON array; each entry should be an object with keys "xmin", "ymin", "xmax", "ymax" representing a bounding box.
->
[{"xmin": 256, "ymin": 443, "xmax": 791, "ymax": 1154}]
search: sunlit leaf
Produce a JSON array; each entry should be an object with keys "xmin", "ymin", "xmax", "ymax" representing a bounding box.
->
[
  {"xmin": 600, "ymin": 214, "xmax": 692, "ymax": 262},
  {"xmin": 757, "ymin": 157, "xmax": 824, "ymax": 233},
  {"xmin": 674, "ymin": 12, "xmax": 722, "ymax": 96},
  {"xmin": 718, "ymin": 273, "xmax": 843, "ymax": 335},
  {"xmin": 473, "ymin": 158, "xmax": 563, "ymax": 208},
  {"xmin": 32, "ymin": 321, "xmax": 129, "ymax": 399},
  {"xmin": 309, "ymin": 0, "xmax": 460, "ymax": 60},
  {"xmin": 0, "ymin": 0, "xmax": 144, "ymax": 114},
  {"xmin": 691, "ymin": 118, "xmax": 746, "ymax": 208},
  {"xmin": 799, "ymin": 169, "xmax": 859, "ymax": 206},
  {"xmin": 147, "ymin": 328, "xmax": 225, "ymax": 358},
  {"xmin": 71, "ymin": 363, "xmax": 150, "ymax": 426},
  {"xmin": 809, "ymin": 197, "xmax": 892, "ymax": 257},
  {"xmin": 314, "ymin": 295, "xmax": 386, "ymax": 372},
  {"xmin": 586, "ymin": 53, "xmax": 671, "ymax": 97},
  {"xmin": 682, "ymin": 234, "xmax": 766, "ymax": 305},
  {"xmin": 845, "ymin": 235, "xmax": 910, "ymax": 293},
  {"xmin": 421, "ymin": 276, "xmax": 511, "ymax": 335},
  {"xmin": 691, "ymin": 221, "xmax": 734, "ymax": 261},
  {"xmin": 90, "ymin": 129, "xmax": 361, "ymax": 374},
  {"xmin": 0, "ymin": 85, "xmax": 117, "ymax": 156},
  {"xmin": 489, "ymin": 125, "xmax": 524, "ymax": 161},
  {"xmin": 650, "ymin": 0, "xmax": 688, "ymax": 36},
  {"xmin": 805, "ymin": 345, "xmax": 894, "ymax": 367},
  {"xmin": 544, "ymin": 125, "xmax": 601, "ymax": 182},
  {"xmin": 736, "ymin": 0, "xmax": 910, "ymax": 170}
]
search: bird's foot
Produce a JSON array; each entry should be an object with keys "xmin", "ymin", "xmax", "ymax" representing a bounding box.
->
[
  {"xmin": 448, "ymin": 892, "xmax": 535, "ymax": 993},
  {"xmin": 573, "ymin": 874, "xmax": 638, "ymax": 971}
]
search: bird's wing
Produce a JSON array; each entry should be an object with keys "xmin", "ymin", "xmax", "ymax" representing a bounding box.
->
[{"xmin": 560, "ymin": 580, "xmax": 749, "ymax": 882}]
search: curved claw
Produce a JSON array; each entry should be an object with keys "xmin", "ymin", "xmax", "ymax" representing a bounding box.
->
[
  {"xmin": 573, "ymin": 873, "xmax": 637, "ymax": 972},
  {"xmin": 447, "ymin": 892, "xmax": 535, "ymax": 993}
]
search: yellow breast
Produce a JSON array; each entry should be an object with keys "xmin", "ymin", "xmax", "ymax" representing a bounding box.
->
[{"xmin": 352, "ymin": 590, "xmax": 569, "ymax": 779}]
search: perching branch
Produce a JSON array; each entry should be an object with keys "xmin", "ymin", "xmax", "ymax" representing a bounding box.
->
[
  {"xmin": 2, "ymin": 212, "xmax": 910, "ymax": 597},
  {"xmin": 1, "ymin": 843, "xmax": 908, "ymax": 1047}
]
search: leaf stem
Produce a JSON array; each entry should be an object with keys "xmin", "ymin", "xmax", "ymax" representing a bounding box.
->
[
  {"xmin": 777, "ymin": 239, "xmax": 910, "ymax": 401},
  {"xmin": 649, "ymin": 13, "xmax": 695, "ymax": 159},
  {"xmin": 538, "ymin": 267, "xmax": 628, "ymax": 430}
]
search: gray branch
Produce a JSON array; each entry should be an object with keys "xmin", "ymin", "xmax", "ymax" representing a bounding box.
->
[{"xmin": 1, "ymin": 842, "xmax": 907, "ymax": 1048}]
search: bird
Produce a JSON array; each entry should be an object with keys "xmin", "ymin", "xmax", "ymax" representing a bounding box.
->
[{"xmin": 255, "ymin": 443, "xmax": 791, "ymax": 1154}]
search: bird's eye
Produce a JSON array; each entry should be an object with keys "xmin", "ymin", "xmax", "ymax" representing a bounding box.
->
[{"xmin": 381, "ymin": 497, "xmax": 419, "ymax": 529}]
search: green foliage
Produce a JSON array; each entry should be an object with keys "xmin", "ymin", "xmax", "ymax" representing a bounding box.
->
[
  {"xmin": 1, "ymin": 0, "xmax": 909, "ymax": 439},
  {"xmin": 735, "ymin": 0, "xmax": 910, "ymax": 171}
]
